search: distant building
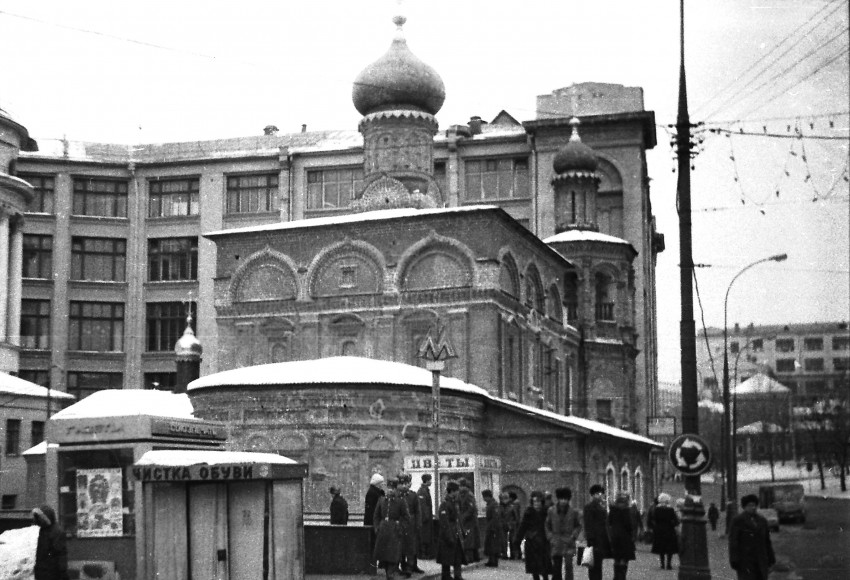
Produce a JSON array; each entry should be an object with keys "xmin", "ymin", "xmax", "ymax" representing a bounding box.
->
[{"xmin": 696, "ymin": 321, "xmax": 850, "ymax": 404}]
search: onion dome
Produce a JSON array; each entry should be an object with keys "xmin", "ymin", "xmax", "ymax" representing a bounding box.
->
[
  {"xmin": 553, "ymin": 117, "xmax": 598, "ymax": 174},
  {"xmin": 352, "ymin": 15, "xmax": 445, "ymax": 116},
  {"xmin": 174, "ymin": 315, "xmax": 202, "ymax": 358}
]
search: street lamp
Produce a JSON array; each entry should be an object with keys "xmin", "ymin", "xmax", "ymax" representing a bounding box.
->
[{"xmin": 722, "ymin": 253, "xmax": 787, "ymax": 517}]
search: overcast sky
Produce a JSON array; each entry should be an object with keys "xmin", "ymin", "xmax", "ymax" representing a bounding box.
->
[{"xmin": 1, "ymin": 0, "xmax": 848, "ymax": 383}]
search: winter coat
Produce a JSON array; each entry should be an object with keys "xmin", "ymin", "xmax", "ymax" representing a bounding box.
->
[
  {"xmin": 545, "ymin": 504, "xmax": 582, "ymax": 557},
  {"xmin": 417, "ymin": 484, "xmax": 434, "ymax": 546},
  {"xmin": 33, "ymin": 505, "xmax": 68, "ymax": 580},
  {"xmin": 483, "ymin": 497, "xmax": 503, "ymax": 558},
  {"xmin": 401, "ymin": 489, "xmax": 420, "ymax": 555},
  {"xmin": 582, "ymin": 498, "xmax": 612, "ymax": 560},
  {"xmin": 607, "ymin": 503, "xmax": 636, "ymax": 561},
  {"xmin": 516, "ymin": 506, "xmax": 551, "ymax": 575},
  {"xmin": 707, "ymin": 505, "xmax": 720, "ymax": 524},
  {"xmin": 373, "ymin": 490, "xmax": 410, "ymax": 565},
  {"xmin": 364, "ymin": 484, "xmax": 385, "ymax": 526},
  {"xmin": 436, "ymin": 498, "xmax": 467, "ymax": 566},
  {"xmin": 728, "ymin": 511, "xmax": 776, "ymax": 580},
  {"xmin": 650, "ymin": 505, "xmax": 679, "ymax": 555},
  {"xmin": 330, "ymin": 494, "xmax": 349, "ymax": 525},
  {"xmin": 457, "ymin": 488, "xmax": 479, "ymax": 554}
]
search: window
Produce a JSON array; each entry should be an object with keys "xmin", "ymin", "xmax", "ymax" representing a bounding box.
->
[
  {"xmin": 67, "ymin": 372, "xmax": 123, "ymax": 400},
  {"xmin": 751, "ymin": 338, "xmax": 764, "ymax": 352},
  {"xmin": 146, "ymin": 302, "xmax": 196, "ymax": 352},
  {"xmin": 306, "ymin": 168, "xmax": 363, "ymax": 210},
  {"xmin": 31, "ymin": 420, "xmax": 45, "ymax": 447},
  {"xmin": 20, "ymin": 174, "xmax": 55, "ymax": 213},
  {"xmin": 21, "ymin": 299, "xmax": 51, "ymax": 349},
  {"xmin": 434, "ymin": 161, "xmax": 447, "ymax": 196},
  {"xmin": 596, "ymin": 399, "xmax": 613, "ymax": 423},
  {"xmin": 73, "ymin": 178, "xmax": 128, "ymax": 217},
  {"xmin": 149, "ymin": 178, "xmax": 200, "ymax": 217},
  {"xmin": 776, "ymin": 359, "xmax": 796, "ymax": 373},
  {"xmin": 776, "ymin": 338, "xmax": 795, "ymax": 352},
  {"xmin": 543, "ymin": 347, "xmax": 557, "ymax": 405},
  {"xmin": 564, "ymin": 272, "xmax": 579, "ymax": 322},
  {"xmin": 730, "ymin": 341, "xmax": 740, "ymax": 354},
  {"xmin": 2, "ymin": 495, "xmax": 17, "ymax": 509},
  {"xmin": 226, "ymin": 173, "xmax": 279, "ymax": 213},
  {"xmin": 5, "ymin": 419, "xmax": 21, "ymax": 455},
  {"xmin": 18, "ymin": 369, "xmax": 49, "ymax": 387},
  {"xmin": 144, "ymin": 372, "xmax": 177, "ymax": 390},
  {"xmin": 71, "ymin": 237, "xmax": 126, "ymax": 282},
  {"xmin": 804, "ymin": 358, "xmax": 824, "ymax": 372},
  {"xmin": 594, "ymin": 272, "xmax": 615, "ymax": 321},
  {"xmin": 148, "ymin": 237, "xmax": 198, "ymax": 281},
  {"xmin": 834, "ymin": 358, "xmax": 850, "ymax": 372},
  {"xmin": 464, "ymin": 157, "xmax": 529, "ymax": 201},
  {"xmin": 804, "ymin": 337, "xmax": 824, "ymax": 351},
  {"xmin": 22, "ymin": 235, "xmax": 53, "ymax": 278},
  {"xmin": 832, "ymin": 336, "xmax": 850, "ymax": 351},
  {"xmin": 69, "ymin": 302, "xmax": 124, "ymax": 351}
]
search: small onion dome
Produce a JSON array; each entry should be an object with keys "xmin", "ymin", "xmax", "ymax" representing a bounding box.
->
[
  {"xmin": 352, "ymin": 15, "xmax": 445, "ymax": 116},
  {"xmin": 174, "ymin": 316, "xmax": 202, "ymax": 358},
  {"xmin": 553, "ymin": 117, "xmax": 598, "ymax": 174}
]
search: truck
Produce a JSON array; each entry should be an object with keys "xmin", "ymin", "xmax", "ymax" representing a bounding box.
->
[{"xmin": 758, "ymin": 483, "xmax": 806, "ymax": 523}]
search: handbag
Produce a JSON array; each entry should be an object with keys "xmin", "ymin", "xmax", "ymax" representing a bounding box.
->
[{"xmin": 580, "ymin": 545, "xmax": 594, "ymax": 568}]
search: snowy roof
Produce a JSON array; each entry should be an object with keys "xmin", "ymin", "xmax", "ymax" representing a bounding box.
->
[
  {"xmin": 204, "ymin": 205, "xmax": 498, "ymax": 238},
  {"xmin": 189, "ymin": 356, "xmax": 488, "ymax": 396},
  {"xmin": 21, "ymin": 441, "xmax": 58, "ymax": 456},
  {"xmin": 51, "ymin": 389, "xmax": 194, "ymax": 420},
  {"xmin": 737, "ymin": 421, "xmax": 784, "ymax": 435},
  {"xmin": 544, "ymin": 230, "xmax": 633, "ymax": 247},
  {"xmin": 732, "ymin": 373, "xmax": 790, "ymax": 395},
  {"xmin": 698, "ymin": 399, "xmax": 724, "ymax": 413},
  {"xmin": 136, "ymin": 449, "xmax": 298, "ymax": 467},
  {"xmin": 0, "ymin": 373, "xmax": 75, "ymax": 400}
]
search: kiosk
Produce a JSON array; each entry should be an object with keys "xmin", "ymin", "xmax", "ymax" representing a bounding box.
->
[{"xmin": 404, "ymin": 454, "xmax": 501, "ymax": 515}]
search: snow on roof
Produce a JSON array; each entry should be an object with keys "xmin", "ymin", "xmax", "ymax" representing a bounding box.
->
[
  {"xmin": 136, "ymin": 449, "xmax": 297, "ymax": 467},
  {"xmin": 698, "ymin": 399, "xmax": 724, "ymax": 413},
  {"xmin": 490, "ymin": 396, "xmax": 662, "ymax": 447},
  {"xmin": 544, "ymin": 230, "xmax": 633, "ymax": 247},
  {"xmin": 204, "ymin": 205, "xmax": 498, "ymax": 238},
  {"xmin": 189, "ymin": 356, "xmax": 488, "ymax": 396},
  {"xmin": 587, "ymin": 337, "xmax": 624, "ymax": 346},
  {"xmin": 732, "ymin": 373, "xmax": 790, "ymax": 395},
  {"xmin": 51, "ymin": 389, "xmax": 194, "ymax": 420},
  {"xmin": 21, "ymin": 441, "xmax": 58, "ymax": 456},
  {"xmin": 737, "ymin": 421, "xmax": 784, "ymax": 435},
  {"xmin": 0, "ymin": 373, "xmax": 75, "ymax": 400}
]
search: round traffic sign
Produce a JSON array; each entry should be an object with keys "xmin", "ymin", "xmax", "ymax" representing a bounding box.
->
[{"xmin": 668, "ymin": 434, "xmax": 712, "ymax": 476}]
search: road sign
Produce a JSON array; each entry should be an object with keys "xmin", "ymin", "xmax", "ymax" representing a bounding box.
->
[{"xmin": 668, "ymin": 434, "xmax": 712, "ymax": 476}]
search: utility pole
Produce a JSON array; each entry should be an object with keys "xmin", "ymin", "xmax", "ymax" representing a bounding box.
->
[{"xmin": 674, "ymin": 0, "xmax": 711, "ymax": 577}]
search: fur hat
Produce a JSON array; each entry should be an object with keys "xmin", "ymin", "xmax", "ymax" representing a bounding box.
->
[
  {"xmin": 741, "ymin": 494, "xmax": 759, "ymax": 508},
  {"xmin": 445, "ymin": 480, "xmax": 459, "ymax": 493},
  {"xmin": 589, "ymin": 484, "xmax": 605, "ymax": 496},
  {"xmin": 370, "ymin": 473, "xmax": 385, "ymax": 486},
  {"xmin": 555, "ymin": 487, "xmax": 572, "ymax": 500}
]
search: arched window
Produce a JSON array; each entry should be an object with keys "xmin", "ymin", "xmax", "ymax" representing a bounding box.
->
[
  {"xmin": 547, "ymin": 284, "xmax": 562, "ymax": 321},
  {"xmin": 620, "ymin": 467, "xmax": 630, "ymax": 495},
  {"xmin": 524, "ymin": 265, "xmax": 544, "ymax": 313},
  {"xmin": 595, "ymin": 272, "xmax": 616, "ymax": 321},
  {"xmin": 499, "ymin": 254, "xmax": 519, "ymax": 298},
  {"xmin": 564, "ymin": 271, "xmax": 579, "ymax": 323},
  {"xmin": 605, "ymin": 464, "xmax": 616, "ymax": 500},
  {"xmin": 634, "ymin": 469, "xmax": 644, "ymax": 511}
]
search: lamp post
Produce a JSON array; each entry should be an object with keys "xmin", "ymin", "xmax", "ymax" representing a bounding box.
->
[{"xmin": 722, "ymin": 253, "xmax": 787, "ymax": 516}]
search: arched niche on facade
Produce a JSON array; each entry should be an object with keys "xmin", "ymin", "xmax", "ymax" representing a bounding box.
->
[
  {"xmin": 563, "ymin": 269, "xmax": 580, "ymax": 324},
  {"xmin": 278, "ymin": 433, "xmax": 310, "ymax": 462},
  {"xmin": 334, "ymin": 433, "xmax": 361, "ymax": 450},
  {"xmin": 633, "ymin": 467, "xmax": 645, "ymax": 510},
  {"xmin": 620, "ymin": 463, "xmax": 631, "ymax": 495},
  {"xmin": 308, "ymin": 239, "xmax": 385, "ymax": 298},
  {"xmin": 523, "ymin": 263, "xmax": 545, "ymax": 313},
  {"xmin": 329, "ymin": 313, "xmax": 367, "ymax": 356},
  {"xmin": 400, "ymin": 309, "xmax": 440, "ymax": 366},
  {"xmin": 397, "ymin": 233, "xmax": 475, "ymax": 291},
  {"xmin": 260, "ymin": 317, "xmax": 296, "ymax": 363},
  {"xmin": 595, "ymin": 156, "xmax": 625, "ymax": 239},
  {"xmin": 605, "ymin": 461, "xmax": 617, "ymax": 499},
  {"xmin": 546, "ymin": 283, "xmax": 563, "ymax": 322},
  {"xmin": 498, "ymin": 251, "xmax": 520, "ymax": 299},
  {"xmin": 592, "ymin": 264, "xmax": 619, "ymax": 323},
  {"xmin": 230, "ymin": 247, "xmax": 299, "ymax": 303},
  {"xmin": 246, "ymin": 434, "xmax": 272, "ymax": 452}
]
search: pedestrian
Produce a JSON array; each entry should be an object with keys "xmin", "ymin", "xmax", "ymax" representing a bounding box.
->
[
  {"xmin": 373, "ymin": 477, "xmax": 411, "ymax": 580},
  {"xmin": 728, "ymin": 494, "xmax": 775, "ymax": 580},
  {"xmin": 545, "ymin": 487, "xmax": 582, "ymax": 580},
  {"xmin": 418, "ymin": 474, "xmax": 434, "ymax": 559},
  {"xmin": 582, "ymin": 484, "xmax": 611, "ymax": 580},
  {"xmin": 650, "ymin": 493, "xmax": 679, "ymax": 570},
  {"xmin": 482, "ymin": 489, "xmax": 503, "ymax": 567},
  {"xmin": 645, "ymin": 496, "xmax": 658, "ymax": 545},
  {"xmin": 398, "ymin": 474, "xmax": 424, "ymax": 575},
  {"xmin": 32, "ymin": 505, "xmax": 68, "ymax": 580},
  {"xmin": 365, "ymin": 473, "xmax": 387, "ymax": 571},
  {"xmin": 436, "ymin": 480, "xmax": 466, "ymax": 580},
  {"xmin": 707, "ymin": 502, "xmax": 719, "ymax": 532},
  {"xmin": 498, "ymin": 492, "xmax": 514, "ymax": 559},
  {"xmin": 516, "ymin": 490, "xmax": 551, "ymax": 580},
  {"xmin": 628, "ymin": 498, "xmax": 643, "ymax": 544},
  {"xmin": 457, "ymin": 478, "xmax": 479, "ymax": 563},
  {"xmin": 608, "ymin": 492, "xmax": 636, "ymax": 580},
  {"xmin": 509, "ymin": 492, "xmax": 523, "ymax": 559},
  {"xmin": 329, "ymin": 485, "xmax": 349, "ymax": 525}
]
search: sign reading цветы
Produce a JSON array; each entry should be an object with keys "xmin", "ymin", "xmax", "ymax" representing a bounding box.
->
[{"xmin": 405, "ymin": 455, "xmax": 501, "ymax": 471}]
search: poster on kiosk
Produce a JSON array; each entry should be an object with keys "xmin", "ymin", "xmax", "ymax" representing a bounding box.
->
[{"xmin": 404, "ymin": 454, "xmax": 501, "ymax": 515}]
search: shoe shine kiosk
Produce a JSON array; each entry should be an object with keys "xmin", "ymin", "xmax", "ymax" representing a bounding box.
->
[{"xmin": 46, "ymin": 390, "xmax": 308, "ymax": 580}]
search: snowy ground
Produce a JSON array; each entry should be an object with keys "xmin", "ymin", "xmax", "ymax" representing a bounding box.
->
[
  {"xmin": 0, "ymin": 525, "xmax": 37, "ymax": 580},
  {"xmin": 703, "ymin": 461, "xmax": 850, "ymax": 500}
]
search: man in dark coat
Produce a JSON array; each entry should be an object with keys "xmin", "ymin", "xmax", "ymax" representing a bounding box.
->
[
  {"xmin": 650, "ymin": 493, "xmax": 679, "ymax": 570},
  {"xmin": 707, "ymin": 502, "xmax": 720, "ymax": 532},
  {"xmin": 373, "ymin": 477, "xmax": 411, "ymax": 580},
  {"xmin": 607, "ymin": 493, "xmax": 636, "ymax": 580},
  {"xmin": 728, "ymin": 494, "xmax": 776, "ymax": 580},
  {"xmin": 582, "ymin": 484, "xmax": 611, "ymax": 580},
  {"xmin": 32, "ymin": 504, "xmax": 68, "ymax": 580},
  {"xmin": 546, "ymin": 487, "xmax": 581, "ymax": 580},
  {"xmin": 457, "ymin": 478, "xmax": 479, "ymax": 562},
  {"xmin": 399, "ymin": 474, "xmax": 423, "ymax": 575},
  {"xmin": 482, "ymin": 489, "xmax": 503, "ymax": 567},
  {"xmin": 329, "ymin": 486, "xmax": 349, "ymax": 525},
  {"xmin": 437, "ymin": 480, "xmax": 466, "ymax": 580},
  {"xmin": 417, "ymin": 474, "xmax": 434, "ymax": 559},
  {"xmin": 365, "ymin": 473, "xmax": 386, "ymax": 572},
  {"xmin": 508, "ymin": 491, "xmax": 522, "ymax": 559}
]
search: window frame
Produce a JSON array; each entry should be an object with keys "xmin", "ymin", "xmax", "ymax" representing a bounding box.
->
[
  {"xmin": 71, "ymin": 237, "xmax": 127, "ymax": 282},
  {"xmin": 72, "ymin": 177, "xmax": 129, "ymax": 218},
  {"xmin": 147, "ymin": 237, "xmax": 198, "ymax": 282},
  {"xmin": 146, "ymin": 301, "xmax": 197, "ymax": 352},
  {"xmin": 19, "ymin": 174, "xmax": 55, "ymax": 214},
  {"xmin": 225, "ymin": 173, "xmax": 280, "ymax": 214},
  {"xmin": 148, "ymin": 177, "xmax": 200, "ymax": 218},
  {"xmin": 775, "ymin": 338, "xmax": 795, "ymax": 353},
  {"xmin": 68, "ymin": 301, "xmax": 125, "ymax": 352},
  {"xmin": 803, "ymin": 337, "xmax": 824, "ymax": 351},
  {"xmin": 21, "ymin": 299, "xmax": 51, "ymax": 350},
  {"xmin": 804, "ymin": 358, "xmax": 824, "ymax": 372},
  {"xmin": 22, "ymin": 234, "xmax": 53, "ymax": 279},
  {"xmin": 463, "ymin": 156, "xmax": 530, "ymax": 202},
  {"xmin": 305, "ymin": 167, "xmax": 364, "ymax": 210},
  {"xmin": 5, "ymin": 419, "xmax": 21, "ymax": 456},
  {"xmin": 66, "ymin": 372, "xmax": 124, "ymax": 400}
]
